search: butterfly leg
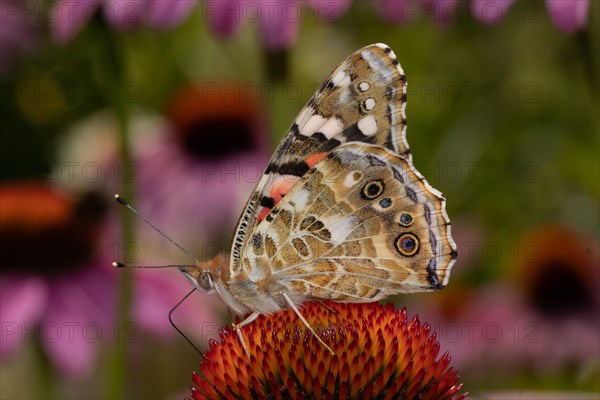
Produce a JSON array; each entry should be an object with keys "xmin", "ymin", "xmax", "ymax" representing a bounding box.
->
[
  {"xmin": 281, "ymin": 292, "xmax": 335, "ymax": 356},
  {"xmin": 315, "ymin": 299, "xmax": 338, "ymax": 315},
  {"xmin": 233, "ymin": 311, "xmax": 260, "ymax": 359}
]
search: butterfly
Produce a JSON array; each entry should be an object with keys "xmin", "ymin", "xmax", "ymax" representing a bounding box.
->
[{"xmin": 166, "ymin": 43, "xmax": 456, "ymax": 355}]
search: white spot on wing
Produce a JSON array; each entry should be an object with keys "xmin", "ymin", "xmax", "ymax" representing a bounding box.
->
[
  {"xmin": 295, "ymin": 106, "xmax": 314, "ymax": 128},
  {"xmin": 293, "ymin": 188, "xmax": 310, "ymax": 211},
  {"xmin": 321, "ymin": 215, "xmax": 357, "ymax": 245},
  {"xmin": 319, "ymin": 117, "xmax": 344, "ymax": 139},
  {"xmin": 357, "ymin": 115, "xmax": 378, "ymax": 136},
  {"xmin": 343, "ymin": 171, "xmax": 361, "ymax": 188},
  {"xmin": 358, "ymin": 81, "xmax": 370, "ymax": 92},
  {"xmin": 364, "ymin": 98, "xmax": 376, "ymax": 111},
  {"xmin": 331, "ymin": 69, "xmax": 351, "ymax": 86},
  {"xmin": 361, "ymin": 50, "xmax": 389, "ymax": 81},
  {"xmin": 300, "ymin": 114, "xmax": 327, "ymax": 136}
]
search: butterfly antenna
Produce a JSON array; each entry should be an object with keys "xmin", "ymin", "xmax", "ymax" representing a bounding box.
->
[
  {"xmin": 169, "ymin": 288, "xmax": 203, "ymax": 355},
  {"xmin": 114, "ymin": 194, "xmax": 199, "ymax": 265},
  {"xmin": 112, "ymin": 262, "xmax": 197, "ymax": 269}
]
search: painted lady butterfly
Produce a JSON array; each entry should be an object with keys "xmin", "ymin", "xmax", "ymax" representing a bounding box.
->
[{"xmin": 126, "ymin": 43, "xmax": 458, "ymax": 355}]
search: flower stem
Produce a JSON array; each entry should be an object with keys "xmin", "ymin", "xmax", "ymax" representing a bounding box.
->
[
  {"xmin": 264, "ymin": 49, "xmax": 289, "ymax": 82},
  {"xmin": 577, "ymin": 30, "xmax": 598, "ymax": 104},
  {"xmin": 104, "ymin": 32, "xmax": 135, "ymax": 399},
  {"xmin": 35, "ymin": 339, "xmax": 57, "ymax": 399}
]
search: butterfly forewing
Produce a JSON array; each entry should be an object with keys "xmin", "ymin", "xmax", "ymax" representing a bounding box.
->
[{"xmin": 230, "ymin": 43, "xmax": 412, "ymax": 274}]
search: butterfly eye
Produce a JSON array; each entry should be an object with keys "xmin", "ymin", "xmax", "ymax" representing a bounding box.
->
[
  {"xmin": 395, "ymin": 233, "xmax": 419, "ymax": 257},
  {"xmin": 199, "ymin": 272, "xmax": 212, "ymax": 290},
  {"xmin": 361, "ymin": 179, "xmax": 385, "ymax": 200},
  {"xmin": 398, "ymin": 212, "xmax": 413, "ymax": 227}
]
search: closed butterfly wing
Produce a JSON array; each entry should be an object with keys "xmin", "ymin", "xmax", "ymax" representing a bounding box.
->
[
  {"xmin": 243, "ymin": 143, "xmax": 457, "ymax": 302},
  {"xmin": 230, "ymin": 43, "xmax": 410, "ymax": 273}
]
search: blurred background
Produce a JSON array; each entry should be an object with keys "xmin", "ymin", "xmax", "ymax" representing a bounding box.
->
[{"xmin": 0, "ymin": 0, "xmax": 598, "ymax": 398}]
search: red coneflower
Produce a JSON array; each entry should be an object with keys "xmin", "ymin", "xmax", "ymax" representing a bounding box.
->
[{"xmin": 190, "ymin": 301, "xmax": 467, "ymax": 399}]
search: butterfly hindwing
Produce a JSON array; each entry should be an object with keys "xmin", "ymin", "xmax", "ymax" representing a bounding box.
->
[
  {"xmin": 242, "ymin": 143, "xmax": 457, "ymax": 301},
  {"xmin": 230, "ymin": 43, "xmax": 410, "ymax": 273}
]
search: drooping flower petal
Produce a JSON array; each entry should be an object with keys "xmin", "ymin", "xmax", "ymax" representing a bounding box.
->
[
  {"xmin": 146, "ymin": 0, "xmax": 198, "ymax": 30},
  {"xmin": 0, "ymin": 274, "xmax": 48, "ymax": 359},
  {"xmin": 304, "ymin": 0, "xmax": 352, "ymax": 21},
  {"xmin": 41, "ymin": 267, "xmax": 115, "ymax": 377},
  {"xmin": 471, "ymin": 0, "xmax": 516, "ymax": 25},
  {"xmin": 545, "ymin": 0, "xmax": 590, "ymax": 33},
  {"xmin": 49, "ymin": 0, "xmax": 101, "ymax": 44},
  {"xmin": 434, "ymin": 0, "xmax": 461, "ymax": 24},
  {"xmin": 375, "ymin": 0, "xmax": 415, "ymax": 24},
  {"xmin": 103, "ymin": 0, "xmax": 146, "ymax": 30},
  {"xmin": 258, "ymin": 0, "xmax": 301, "ymax": 51},
  {"xmin": 205, "ymin": 0, "xmax": 246, "ymax": 37},
  {"xmin": 0, "ymin": 0, "xmax": 41, "ymax": 74}
]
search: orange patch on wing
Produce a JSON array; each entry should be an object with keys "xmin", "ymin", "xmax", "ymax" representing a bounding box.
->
[
  {"xmin": 268, "ymin": 175, "xmax": 299, "ymax": 204},
  {"xmin": 305, "ymin": 152, "xmax": 327, "ymax": 168},
  {"xmin": 257, "ymin": 175, "xmax": 301, "ymax": 224},
  {"xmin": 256, "ymin": 207, "xmax": 271, "ymax": 224}
]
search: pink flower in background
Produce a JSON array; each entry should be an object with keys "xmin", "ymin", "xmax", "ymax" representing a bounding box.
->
[
  {"xmin": 132, "ymin": 82, "xmax": 271, "ymax": 256},
  {"xmin": 376, "ymin": 0, "xmax": 460, "ymax": 25},
  {"xmin": 411, "ymin": 224, "xmax": 600, "ymax": 376},
  {"xmin": 0, "ymin": 179, "xmax": 223, "ymax": 376},
  {"xmin": 0, "ymin": 182, "xmax": 115, "ymax": 377},
  {"xmin": 471, "ymin": 0, "xmax": 515, "ymax": 25},
  {"xmin": 50, "ymin": 0, "xmax": 198, "ymax": 44},
  {"xmin": 54, "ymin": 80, "xmax": 272, "ymax": 345},
  {"xmin": 471, "ymin": 0, "xmax": 590, "ymax": 33},
  {"xmin": 0, "ymin": 0, "xmax": 40, "ymax": 76},
  {"xmin": 545, "ymin": 0, "xmax": 590, "ymax": 34},
  {"xmin": 52, "ymin": 109, "xmax": 236, "ymax": 351},
  {"xmin": 206, "ymin": 0, "xmax": 352, "ymax": 51}
]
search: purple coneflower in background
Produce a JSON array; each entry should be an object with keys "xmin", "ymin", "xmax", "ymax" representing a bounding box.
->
[
  {"xmin": 0, "ymin": 182, "xmax": 115, "ymax": 377},
  {"xmin": 0, "ymin": 0, "xmax": 40, "ymax": 76},
  {"xmin": 50, "ymin": 0, "xmax": 198, "ymax": 44},
  {"xmin": 374, "ymin": 0, "xmax": 590, "ymax": 34},
  {"xmin": 411, "ymin": 224, "xmax": 599, "ymax": 377},
  {"xmin": 206, "ymin": 0, "xmax": 351, "ymax": 51},
  {"xmin": 471, "ymin": 0, "xmax": 590, "ymax": 33},
  {"xmin": 375, "ymin": 0, "xmax": 460, "ymax": 25},
  {"xmin": 132, "ymin": 81, "xmax": 271, "ymax": 256}
]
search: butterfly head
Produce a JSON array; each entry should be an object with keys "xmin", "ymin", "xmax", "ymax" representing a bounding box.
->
[{"xmin": 179, "ymin": 254, "xmax": 229, "ymax": 293}]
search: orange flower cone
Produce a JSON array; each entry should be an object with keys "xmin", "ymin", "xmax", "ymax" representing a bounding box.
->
[{"xmin": 190, "ymin": 301, "xmax": 467, "ymax": 399}]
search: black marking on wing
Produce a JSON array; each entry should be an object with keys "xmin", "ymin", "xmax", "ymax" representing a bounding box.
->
[
  {"xmin": 341, "ymin": 124, "xmax": 376, "ymax": 144},
  {"xmin": 320, "ymin": 138, "xmax": 342, "ymax": 153},
  {"xmin": 392, "ymin": 167, "xmax": 405, "ymax": 184},
  {"xmin": 260, "ymin": 196, "xmax": 275, "ymax": 208},
  {"xmin": 427, "ymin": 258, "xmax": 442, "ymax": 289},
  {"xmin": 278, "ymin": 161, "xmax": 310, "ymax": 177},
  {"xmin": 405, "ymin": 186, "xmax": 418, "ymax": 203},
  {"xmin": 429, "ymin": 229, "xmax": 438, "ymax": 256},
  {"xmin": 451, "ymin": 249, "xmax": 458, "ymax": 260},
  {"xmin": 424, "ymin": 204, "xmax": 432, "ymax": 226},
  {"xmin": 367, "ymin": 155, "xmax": 386, "ymax": 167}
]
